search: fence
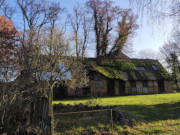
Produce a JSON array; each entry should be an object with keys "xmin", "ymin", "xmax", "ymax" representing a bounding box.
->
[
  {"xmin": 54, "ymin": 109, "xmax": 113, "ymax": 134},
  {"xmin": 32, "ymin": 96, "xmax": 48, "ymax": 134},
  {"xmin": 0, "ymin": 81, "xmax": 49, "ymax": 135}
]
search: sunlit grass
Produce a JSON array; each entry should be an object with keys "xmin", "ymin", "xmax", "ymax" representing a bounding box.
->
[
  {"xmin": 53, "ymin": 92, "xmax": 180, "ymax": 134},
  {"xmin": 53, "ymin": 93, "xmax": 180, "ymax": 106}
]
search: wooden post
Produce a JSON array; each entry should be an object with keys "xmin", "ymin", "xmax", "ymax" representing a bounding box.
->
[
  {"xmin": 110, "ymin": 109, "xmax": 113, "ymax": 131},
  {"xmin": 48, "ymin": 90, "xmax": 54, "ymax": 135}
]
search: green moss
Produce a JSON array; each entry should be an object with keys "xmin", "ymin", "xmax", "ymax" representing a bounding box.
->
[
  {"xmin": 100, "ymin": 59, "xmax": 115, "ymax": 66},
  {"xmin": 99, "ymin": 59, "xmax": 136, "ymax": 71},
  {"xmin": 150, "ymin": 62, "xmax": 170, "ymax": 80},
  {"xmin": 133, "ymin": 61, "xmax": 146, "ymax": 67},
  {"xmin": 93, "ymin": 59, "xmax": 136, "ymax": 79},
  {"xmin": 130, "ymin": 71, "xmax": 137, "ymax": 80},
  {"xmin": 157, "ymin": 64, "xmax": 171, "ymax": 79},
  {"xmin": 86, "ymin": 58, "xmax": 171, "ymax": 80},
  {"xmin": 116, "ymin": 60, "xmax": 136, "ymax": 71},
  {"xmin": 96, "ymin": 66, "xmax": 122, "ymax": 79},
  {"xmin": 133, "ymin": 60, "xmax": 171, "ymax": 80}
]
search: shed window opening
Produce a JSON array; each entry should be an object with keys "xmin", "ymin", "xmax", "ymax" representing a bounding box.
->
[
  {"xmin": 136, "ymin": 66, "xmax": 147, "ymax": 71},
  {"xmin": 95, "ymin": 80, "xmax": 103, "ymax": 89},
  {"xmin": 152, "ymin": 65, "xmax": 160, "ymax": 70},
  {"xmin": 143, "ymin": 81, "xmax": 148, "ymax": 87},
  {"xmin": 130, "ymin": 81, "xmax": 136, "ymax": 87}
]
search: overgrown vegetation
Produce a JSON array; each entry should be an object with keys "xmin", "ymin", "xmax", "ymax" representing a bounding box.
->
[
  {"xmin": 86, "ymin": 58, "xmax": 171, "ymax": 80},
  {"xmin": 0, "ymin": 84, "xmax": 45, "ymax": 134}
]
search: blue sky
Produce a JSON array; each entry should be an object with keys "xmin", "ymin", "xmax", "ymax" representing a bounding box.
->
[
  {"xmin": 58, "ymin": 0, "xmax": 173, "ymax": 56},
  {"xmin": 5, "ymin": 0, "xmax": 173, "ymax": 57}
]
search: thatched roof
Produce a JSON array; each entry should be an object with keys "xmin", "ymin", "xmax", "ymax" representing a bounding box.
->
[{"xmin": 85, "ymin": 58, "xmax": 171, "ymax": 81}]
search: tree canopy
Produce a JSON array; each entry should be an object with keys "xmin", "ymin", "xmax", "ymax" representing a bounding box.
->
[
  {"xmin": 0, "ymin": 16, "xmax": 21, "ymax": 82},
  {"xmin": 87, "ymin": 0, "xmax": 138, "ymax": 57}
]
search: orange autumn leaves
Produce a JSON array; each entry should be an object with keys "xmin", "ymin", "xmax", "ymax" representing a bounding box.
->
[
  {"xmin": 0, "ymin": 16, "xmax": 20, "ymax": 39},
  {"xmin": 0, "ymin": 16, "xmax": 20, "ymax": 64}
]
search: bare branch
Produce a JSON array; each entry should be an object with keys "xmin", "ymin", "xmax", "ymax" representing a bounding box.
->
[{"xmin": 0, "ymin": 0, "xmax": 5, "ymax": 10}]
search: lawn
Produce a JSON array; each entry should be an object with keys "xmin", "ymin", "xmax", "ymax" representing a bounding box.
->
[{"xmin": 53, "ymin": 93, "xmax": 180, "ymax": 134}]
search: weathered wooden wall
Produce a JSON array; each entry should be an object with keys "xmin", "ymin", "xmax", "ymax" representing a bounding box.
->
[{"xmin": 32, "ymin": 96, "xmax": 48, "ymax": 134}]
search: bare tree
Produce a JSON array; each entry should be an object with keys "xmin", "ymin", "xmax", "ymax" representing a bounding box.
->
[
  {"xmin": 0, "ymin": 0, "xmax": 5, "ymax": 10},
  {"xmin": 108, "ymin": 9, "xmax": 138, "ymax": 56},
  {"xmin": 129, "ymin": 0, "xmax": 180, "ymax": 25},
  {"xmin": 86, "ymin": 0, "xmax": 138, "ymax": 57},
  {"xmin": 16, "ymin": 0, "xmax": 62, "ymax": 84},
  {"xmin": 39, "ymin": 23, "xmax": 89, "ymax": 102},
  {"xmin": 15, "ymin": 1, "xmax": 63, "ymax": 134},
  {"xmin": 0, "ymin": 1, "xmax": 90, "ymax": 134},
  {"xmin": 136, "ymin": 49, "xmax": 159, "ymax": 60},
  {"xmin": 37, "ymin": 24, "xmax": 89, "ymax": 134},
  {"xmin": 1, "ymin": 3, "xmax": 16, "ymax": 20},
  {"xmin": 69, "ymin": 4, "xmax": 91, "ymax": 57}
]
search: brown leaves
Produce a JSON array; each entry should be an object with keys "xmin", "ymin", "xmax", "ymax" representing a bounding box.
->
[
  {"xmin": 0, "ymin": 16, "xmax": 20, "ymax": 66},
  {"xmin": 117, "ymin": 10, "xmax": 138, "ymax": 42},
  {"xmin": 0, "ymin": 16, "xmax": 20, "ymax": 39}
]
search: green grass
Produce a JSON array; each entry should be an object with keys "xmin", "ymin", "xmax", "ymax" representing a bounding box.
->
[
  {"xmin": 54, "ymin": 93, "xmax": 180, "ymax": 105},
  {"xmin": 53, "ymin": 93, "xmax": 180, "ymax": 134},
  {"xmin": 54, "ymin": 111, "xmax": 110, "ymax": 133}
]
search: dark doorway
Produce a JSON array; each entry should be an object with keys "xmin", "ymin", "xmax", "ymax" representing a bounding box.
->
[
  {"xmin": 119, "ymin": 80, "xmax": 125, "ymax": 95},
  {"xmin": 107, "ymin": 80, "xmax": 115, "ymax": 96},
  {"xmin": 53, "ymin": 85, "xmax": 68, "ymax": 99},
  {"xmin": 83, "ymin": 87, "xmax": 90, "ymax": 96},
  {"xmin": 158, "ymin": 80, "xmax": 165, "ymax": 93}
]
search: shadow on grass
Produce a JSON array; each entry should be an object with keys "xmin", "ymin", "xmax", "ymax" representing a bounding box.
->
[
  {"xmin": 119, "ymin": 101, "xmax": 180, "ymax": 122},
  {"xmin": 53, "ymin": 101, "xmax": 180, "ymax": 134},
  {"xmin": 54, "ymin": 105, "xmax": 112, "ymax": 134},
  {"xmin": 54, "ymin": 113, "xmax": 111, "ymax": 134}
]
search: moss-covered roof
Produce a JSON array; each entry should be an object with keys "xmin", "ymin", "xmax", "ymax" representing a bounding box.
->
[{"xmin": 85, "ymin": 58, "xmax": 171, "ymax": 81}]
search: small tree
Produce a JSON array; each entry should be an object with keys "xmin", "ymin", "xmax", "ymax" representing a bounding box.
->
[
  {"xmin": 37, "ymin": 25, "xmax": 89, "ymax": 134},
  {"xmin": 168, "ymin": 52, "xmax": 180, "ymax": 90}
]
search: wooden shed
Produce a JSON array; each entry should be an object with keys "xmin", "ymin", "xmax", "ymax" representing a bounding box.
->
[{"xmin": 85, "ymin": 58, "xmax": 173, "ymax": 96}]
